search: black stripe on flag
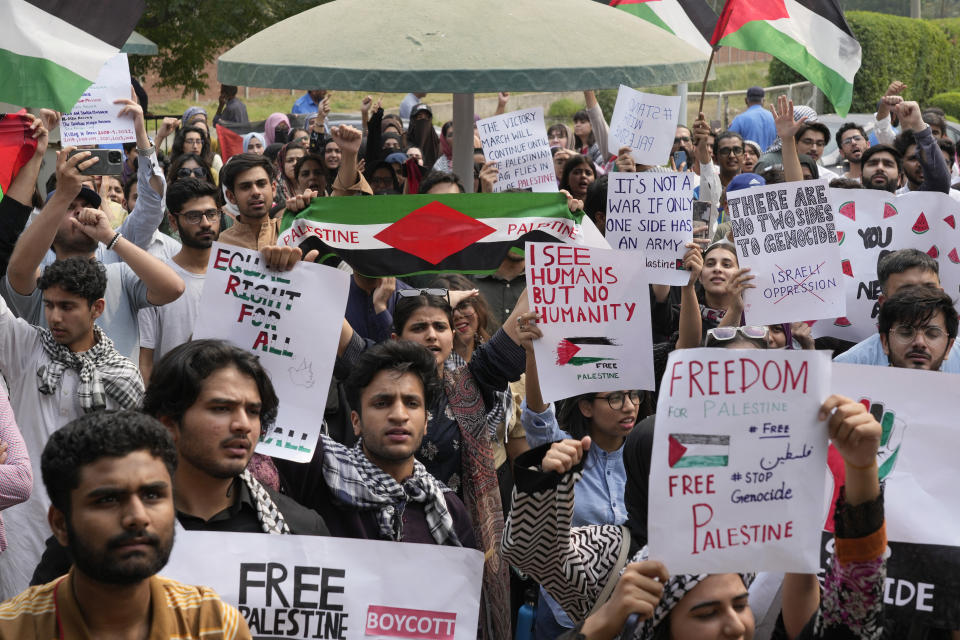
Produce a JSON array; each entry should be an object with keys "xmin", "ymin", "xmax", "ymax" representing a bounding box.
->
[
  {"xmin": 25, "ymin": 0, "xmax": 146, "ymax": 49},
  {"xmin": 565, "ymin": 337, "xmax": 617, "ymax": 346},
  {"xmin": 677, "ymin": 0, "xmax": 719, "ymax": 43},
  {"xmin": 793, "ymin": 0, "xmax": 854, "ymax": 37}
]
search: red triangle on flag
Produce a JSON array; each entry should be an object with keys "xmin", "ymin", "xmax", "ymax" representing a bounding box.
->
[
  {"xmin": 555, "ymin": 339, "xmax": 581, "ymax": 366},
  {"xmin": 711, "ymin": 0, "xmax": 789, "ymax": 45},
  {"xmin": 668, "ymin": 435, "xmax": 688, "ymax": 468},
  {"xmin": 0, "ymin": 114, "xmax": 38, "ymax": 195},
  {"xmin": 216, "ymin": 124, "xmax": 245, "ymax": 164}
]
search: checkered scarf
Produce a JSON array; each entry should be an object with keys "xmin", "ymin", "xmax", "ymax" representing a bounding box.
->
[
  {"xmin": 36, "ymin": 326, "xmax": 143, "ymax": 412},
  {"xmin": 241, "ymin": 470, "xmax": 290, "ymax": 534},
  {"xmin": 630, "ymin": 546, "xmax": 755, "ymax": 639},
  {"xmin": 320, "ymin": 439, "xmax": 460, "ymax": 546}
]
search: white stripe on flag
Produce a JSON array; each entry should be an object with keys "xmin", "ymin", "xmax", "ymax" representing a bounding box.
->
[
  {"xmin": 649, "ymin": 1, "xmax": 713, "ymax": 56},
  {"xmin": 4, "ymin": 0, "xmax": 119, "ymax": 81},
  {"xmin": 768, "ymin": 0, "xmax": 862, "ymax": 84}
]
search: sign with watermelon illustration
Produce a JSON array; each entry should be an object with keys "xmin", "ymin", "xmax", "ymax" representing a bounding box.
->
[
  {"xmin": 527, "ymin": 242, "xmax": 653, "ymax": 402},
  {"xmin": 813, "ymin": 189, "xmax": 960, "ymax": 343},
  {"xmin": 831, "ymin": 363, "xmax": 960, "ymax": 629}
]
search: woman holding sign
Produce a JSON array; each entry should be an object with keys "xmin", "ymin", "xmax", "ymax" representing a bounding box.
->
[{"xmin": 502, "ymin": 388, "xmax": 886, "ymax": 640}]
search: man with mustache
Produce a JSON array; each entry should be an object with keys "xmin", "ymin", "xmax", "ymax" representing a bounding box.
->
[
  {"xmin": 877, "ymin": 284, "xmax": 957, "ymax": 371},
  {"xmin": 0, "ymin": 410, "xmax": 251, "ymax": 638}
]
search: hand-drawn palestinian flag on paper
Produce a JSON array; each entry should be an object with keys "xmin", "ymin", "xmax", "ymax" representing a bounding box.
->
[
  {"xmin": 279, "ymin": 192, "xmax": 598, "ymax": 278},
  {"xmin": 555, "ymin": 337, "xmax": 619, "ymax": 366},
  {"xmin": 609, "ymin": 0, "xmax": 717, "ymax": 56},
  {"xmin": 710, "ymin": 0, "xmax": 861, "ymax": 116},
  {"xmin": 0, "ymin": 0, "xmax": 145, "ymax": 111},
  {"xmin": 668, "ymin": 433, "xmax": 730, "ymax": 468}
]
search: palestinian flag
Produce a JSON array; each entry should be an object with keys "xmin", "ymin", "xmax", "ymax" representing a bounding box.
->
[
  {"xmin": 0, "ymin": 113, "xmax": 38, "ymax": 199},
  {"xmin": 609, "ymin": 0, "xmax": 717, "ymax": 56},
  {"xmin": 215, "ymin": 124, "xmax": 245, "ymax": 163},
  {"xmin": 556, "ymin": 337, "xmax": 619, "ymax": 367},
  {"xmin": 279, "ymin": 192, "xmax": 597, "ymax": 278},
  {"xmin": 0, "ymin": 1, "xmax": 145, "ymax": 111},
  {"xmin": 668, "ymin": 433, "xmax": 730, "ymax": 468},
  {"xmin": 710, "ymin": 0, "xmax": 861, "ymax": 116}
]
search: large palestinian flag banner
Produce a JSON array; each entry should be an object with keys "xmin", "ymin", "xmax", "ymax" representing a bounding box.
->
[
  {"xmin": 710, "ymin": 0, "xmax": 861, "ymax": 116},
  {"xmin": 608, "ymin": 0, "xmax": 717, "ymax": 56},
  {"xmin": 279, "ymin": 192, "xmax": 603, "ymax": 278},
  {"xmin": 0, "ymin": 1, "xmax": 145, "ymax": 111}
]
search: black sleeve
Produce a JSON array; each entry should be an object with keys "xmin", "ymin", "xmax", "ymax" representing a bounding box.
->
[
  {"xmin": 30, "ymin": 535, "xmax": 72, "ymax": 586},
  {"xmin": 0, "ymin": 195, "xmax": 33, "ymax": 278},
  {"xmin": 512, "ymin": 442, "xmax": 585, "ymax": 494},
  {"xmin": 466, "ymin": 328, "xmax": 526, "ymax": 412},
  {"xmin": 623, "ymin": 416, "xmax": 655, "ymax": 555},
  {"xmin": 269, "ymin": 488, "xmax": 332, "ymax": 536},
  {"xmin": 363, "ymin": 107, "xmax": 384, "ymax": 177}
]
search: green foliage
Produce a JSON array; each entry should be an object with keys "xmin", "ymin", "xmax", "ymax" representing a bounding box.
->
[
  {"xmin": 769, "ymin": 11, "xmax": 960, "ymax": 114},
  {"xmin": 547, "ymin": 98, "xmax": 582, "ymax": 119},
  {"xmin": 130, "ymin": 0, "xmax": 328, "ymax": 95},
  {"xmin": 596, "ymin": 90, "xmax": 619, "ymax": 119},
  {"xmin": 928, "ymin": 92, "xmax": 960, "ymax": 120}
]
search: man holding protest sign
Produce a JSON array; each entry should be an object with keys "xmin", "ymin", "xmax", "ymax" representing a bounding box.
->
[{"xmin": 0, "ymin": 411, "xmax": 250, "ymax": 639}]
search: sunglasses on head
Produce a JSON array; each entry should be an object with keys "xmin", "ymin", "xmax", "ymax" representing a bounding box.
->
[
  {"xmin": 395, "ymin": 287, "xmax": 451, "ymax": 306},
  {"xmin": 706, "ymin": 326, "xmax": 769, "ymax": 342}
]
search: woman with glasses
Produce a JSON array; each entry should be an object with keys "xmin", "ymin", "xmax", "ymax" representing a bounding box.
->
[{"xmin": 166, "ymin": 153, "xmax": 216, "ymax": 187}]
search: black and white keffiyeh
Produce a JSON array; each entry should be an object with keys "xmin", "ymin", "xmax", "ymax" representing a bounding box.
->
[
  {"xmin": 241, "ymin": 470, "xmax": 290, "ymax": 534},
  {"xmin": 321, "ymin": 438, "xmax": 460, "ymax": 546},
  {"xmin": 37, "ymin": 325, "xmax": 143, "ymax": 412}
]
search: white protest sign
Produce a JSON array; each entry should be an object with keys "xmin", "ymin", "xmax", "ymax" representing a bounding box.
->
[
  {"xmin": 193, "ymin": 243, "xmax": 350, "ymax": 462},
  {"xmin": 477, "ymin": 107, "xmax": 556, "ymax": 192},
  {"xmin": 162, "ymin": 530, "xmax": 483, "ymax": 640},
  {"xmin": 810, "ymin": 190, "xmax": 960, "ymax": 342},
  {"xmin": 727, "ymin": 179, "xmax": 846, "ymax": 325},
  {"xmin": 60, "ymin": 53, "xmax": 137, "ymax": 146},
  {"xmin": 527, "ymin": 242, "xmax": 653, "ymax": 402},
  {"xmin": 648, "ymin": 348, "xmax": 830, "ymax": 574},
  {"xmin": 607, "ymin": 85, "xmax": 681, "ymax": 166},
  {"xmin": 605, "ymin": 170, "xmax": 694, "ymax": 286},
  {"xmin": 826, "ymin": 363, "xmax": 960, "ymax": 626}
]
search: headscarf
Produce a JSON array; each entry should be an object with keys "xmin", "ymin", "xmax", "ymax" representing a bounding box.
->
[
  {"xmin": 765, "ymin": 105, "xmax": 817, "ymax": 153},
  {"xmin": 182, "ymin": 106, "xmax": 207, "ymax": 127},
  {"xmin": 242, "ymin": 132, "xmax": 266, "ymax": 153},
  {"xmin": 407, "ymin": 119, "xmax": 441, "ymax": 170},
  {"xmin": 264, "ymin": 112, "xmax": 291, "ymax": 146},
  {"xmin": 438, "ymin": 121, "xmax": 454, "ymax": 164}
]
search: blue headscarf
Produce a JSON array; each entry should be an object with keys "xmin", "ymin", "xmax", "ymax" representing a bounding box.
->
[{"xmin": 242, "ymin": 132, "xmax": 266, "ymax": 153}]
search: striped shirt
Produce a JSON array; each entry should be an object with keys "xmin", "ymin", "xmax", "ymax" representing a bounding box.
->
[
  {"xmin": 0, "ymin": 570, "xmax": 250, "ymax": 639},
  {"xmin": 0, "ymin": 383, "xmax": 31, "ymax": 554}
]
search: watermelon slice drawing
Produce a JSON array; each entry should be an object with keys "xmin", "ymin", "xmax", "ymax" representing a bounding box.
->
[
  {"xmin": 883, "ymin": 202, "xmax": 898, "ymax": 219},
  {"xmin": 840, "ymin": 259, "xmax": 853, "ymax": 277},
  {"xmin": 949, "ymin": 248, "xmax": 960, "ymax": 264},
  {"xmin": 834, "ymin": 317, "xmax": 852, "ymax": 327},
  {"xmin": 838, "ymin": 201, "xmax": 855, "ymax": 220},
  {"xmin": 927, "ymin": 245, "xmax": 939, "ymax": 259},
  {"xmin": 837, "ymin": 231, "xmax": 845, "ymax": 246},
  {"xmin": 912, "ymin": 212, "xmax": 929, "ymax": 234},
  {"xmin": 946, "ymin": 214, "xmax": 956, "ymax": 229}
]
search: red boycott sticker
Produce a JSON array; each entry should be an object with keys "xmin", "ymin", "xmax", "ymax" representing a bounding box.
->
[{"xmin": 365, "ymin": 605, "xmax": 456, "ymax": 640}]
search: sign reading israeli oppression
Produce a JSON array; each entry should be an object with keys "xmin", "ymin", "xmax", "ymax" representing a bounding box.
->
[
  {"xmin": 727, "ymin": 179, "xmax": 846, "ymax": 325},
  {"xmin": 527, "ymin": 242, "xmax": 653, "ymax": 403},
  {"xmin": 607, "ymin": 85, "xmax": 682, "ymax": 166},
  {"xmin": 477, "ymin": 107, "xmax": 557, "ymax": 192},
  {"xmin": 606, "ymin": 171, "xmax": 694, "ymax": 286},
  {"xmin": 193, "ymin": 243, "xmax": 349, "ymax": 462},
  {"xmin": 648, "ymin": 348, "xmax": 831, "ymax": 574},
  {"xmin": 162, "ymin": 530, "xmax": 483, "ymax": 640},
  {"xmin": 810, "ymin": 189, "xmax": 960, "ymax": 343},
  {"xmin": 60, "ymin": 53, "xmax": 137, "ymax": 146},
  {"xmin": 822, "ymin": 364, "xmax": 960, "ymax": 629}
]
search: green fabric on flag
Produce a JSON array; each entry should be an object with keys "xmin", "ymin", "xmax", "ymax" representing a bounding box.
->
[
  {"xmin": 0, "ymin": 48, "xmax": 94, "ymax": 113},
  {"xmin": 614, "ymin": 3, "xmax": 674, "ymax": 34}
]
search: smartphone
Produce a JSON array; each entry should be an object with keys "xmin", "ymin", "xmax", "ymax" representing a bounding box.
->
[
  {"xmin": 691, "ymin": 201, "xmax": 715, "ymax": 240},
  {"xmin": 673, "ymin": 150, "xmax": 687, "ymax": 170},
  {"xmin": 309, "ymin": 129, "xmax": 322, "ymax": 153},
  {"xmin": 69, "ymin": 149, "xmax": 123, "ymax": 176}
]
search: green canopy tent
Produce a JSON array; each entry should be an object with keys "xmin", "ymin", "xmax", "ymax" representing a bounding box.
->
[
  {"xmin": 121, "ymin": 31, "xmax": 158, "ymax": 56},
  {"xmin": 218, "ymin": 0, "xmax": 710, "ymax": 190}
]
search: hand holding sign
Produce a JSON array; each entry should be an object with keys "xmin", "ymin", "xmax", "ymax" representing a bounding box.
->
[{"xmin": 821, "ymin": 394, "xmax": 882, "ymax": 474}]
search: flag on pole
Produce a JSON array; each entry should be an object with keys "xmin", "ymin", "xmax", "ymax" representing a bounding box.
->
[
  {"xmin": 0, "ymin": 0, "xmax": 146, "ymax": 111},
  {"xmin": 609, "ymin": 0, "xmax": 717, "ymax": 56},
  {"xmin": 709, "ymin": 0, "xmax": 861, "ymax": 116},
  {"xmin": 279, "ymin": 192, "xmax": 599, "ymax": 278},
  {"xmin": 0, "ymin": 113, "xmax": 37, "ymax": 199}
]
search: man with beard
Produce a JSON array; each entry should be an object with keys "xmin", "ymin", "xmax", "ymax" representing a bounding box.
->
[
  {"xmin": 893, "ymin": 125, "xmax": 953, "ymax": 196},
  {"xmin": 5, "ymin": 146, "xmax": 184, "ymax": 361},
  {"xmin": 0, "ymin": 410, "xmax": 251, "ymax": 638},
  {"xmin": 877, "ymin": 284, "xmax": 957, "ymax": 371},
  {"xmin": 138, "ymin": 179, "xmax": 221, "ymax": 383},
  {"xmin": 859, "ymin": 144, "xmax": 903, "ymax": 193},
  {"xmin": 861, "ymin": 100, "xmax": 947, "ymax": 195},
  {"xmin": 835, "ymin": 123, "xmax": 869, "ymax": 181}
]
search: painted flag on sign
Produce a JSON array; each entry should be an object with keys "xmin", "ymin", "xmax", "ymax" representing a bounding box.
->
[
  {"xmin": 0, "ymin": 1, "xmax": 145, "ymax": 111},
  {"xmin": 668, "ymin": 433, "xmax": 730, "ymax": 468},
  {"xmin": 555, "ymin": 337, "xmax": 619, "ymax": 367}
]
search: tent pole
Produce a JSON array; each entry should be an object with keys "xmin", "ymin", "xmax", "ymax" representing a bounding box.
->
[{"xmin": 453, "ymin": 93, "xmax": 475, "ymax": 193}]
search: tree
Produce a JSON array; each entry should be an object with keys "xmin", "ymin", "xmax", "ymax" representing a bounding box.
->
[{"xmin": 130, "ymin": 0, "xmax": 329, "ymax": 95}]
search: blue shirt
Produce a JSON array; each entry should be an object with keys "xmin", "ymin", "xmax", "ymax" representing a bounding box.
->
[
  {"xmin": 343, "ymin": 278, "xmax": 413, "ymax": 343},
  {"xmin": 729, "ymin": 104, "xmax": 777, "ymax": 152},
  {"xmin": 833, "ymin": 332, "xmax": 960, "ymax": 373},
  {"xmin": 291, "ymin": 93, "xmax": 319, "ymax": 115}
]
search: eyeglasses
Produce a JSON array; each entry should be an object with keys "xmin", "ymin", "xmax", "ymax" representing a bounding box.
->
[
  {"xmin": 889, "ymin": 325, "xmax": 948, "ymax": 343},
  {"xmin": 594, "ymin": 390, "xmax": 641, "ymax": 411},
  {"xmin": 177, "ymin": 167, "xmax": 207, "ymax": 179},
  {"xmin": 717, "ymin": 146, "xmax": 744, "ymax": 157},
  {"xmin": 674, "ymin": 136, "xmax": 691, "ymax": 144},
  {"xmin": 173, "ymin": 208, "xmax": 219, "ymax": 224},
  {"xmin": 798, "ymin": 138, "xmax": 826, "ymax": 148},
  {"xmin": 396, "ymin": 288, "xmax": 450, "ymax": 306},
  {"xmin": 706, "ymin": 326, "xmax": 769, "ymax": 342},
  {"xmin": 841, "ymin": 135, "xmax": 865, "ymax": 147}
]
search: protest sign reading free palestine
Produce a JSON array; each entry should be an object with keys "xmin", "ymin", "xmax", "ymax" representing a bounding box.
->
[
  {"xmin": 193, "ymin": 243, "xmax": 350, "ymax": 463},
  {"xmin": 728, "ymin": 179, "xmax": 846, "ymax": 325},
  {"xmin": 606, "ymin": 171, "xmax": 694, "ymax": 286},
  {"xmin": 648, "ymin": 348, "xmax": 830, "ymax": 574},
  {"xmin": 527, "ymin": 242, "xmax": 653, "ymax": 403},
  {"xmin": 478, "ymin": 107, "xmax": 557, "ymax": 192},
  {"xmin": 607, "ymin": 85, "xmax": 681, "ymax": 166}
]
